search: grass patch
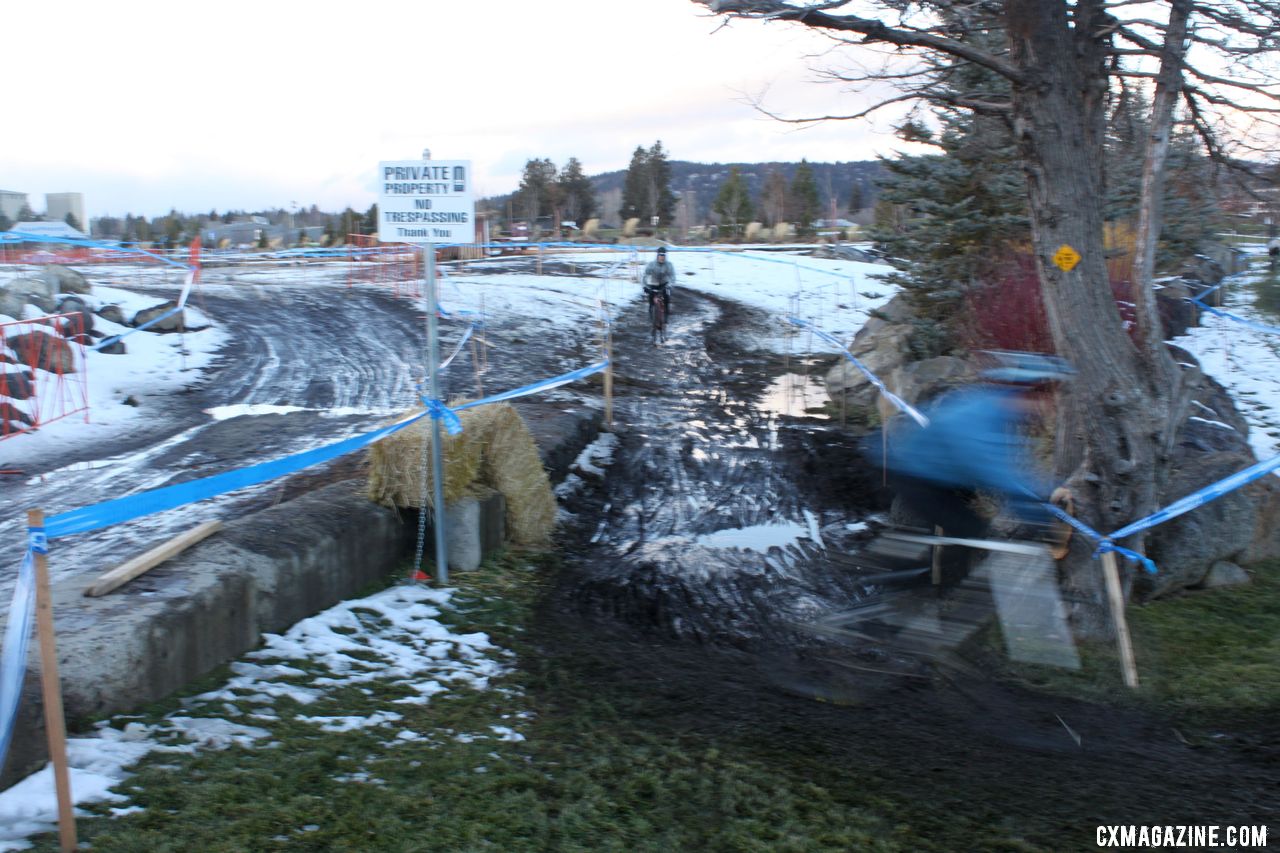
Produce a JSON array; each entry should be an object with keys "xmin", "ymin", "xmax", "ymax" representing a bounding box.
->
[
  {"xmin": 976, "ymin": 559, "xmax": 1280, "ymax": 720},
  {"xmin": 28, "ymin": 554, "xmax": 1277, "ymax": 852}
]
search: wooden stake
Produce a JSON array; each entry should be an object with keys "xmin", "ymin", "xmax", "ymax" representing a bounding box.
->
[
  {"xmin": 605, "ymin": 326, "xmax": 614, "ymax": 426},
  {"xmin": 84, "ymin": 520, "xmax": 222, "ymax": 597},
  {"xmin": 931, "ymin": 525, "xmax": 944, "ymax": 586},
  {"xmin": 28, "ymin": 509, "xmax": 77, "ymax": 852},
  {"xmin": 1101, "ymin": 551, "xmax": 1140, "ymax": 688}
]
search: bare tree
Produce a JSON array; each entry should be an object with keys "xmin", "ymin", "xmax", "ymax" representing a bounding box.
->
[{"xmin": 697, "ymin": 0, "xmax": 1280, "ymax": 588}]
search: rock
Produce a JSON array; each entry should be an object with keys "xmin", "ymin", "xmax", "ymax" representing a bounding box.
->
[
  {"xmin": 884, "ymin": 355, "xmax": 975, "ymax": 409},
  {"xmin": 1142, "ymin": 450, "xmax": 1263, "ymax": 597},
  {"xmin": 0, "ymin": 278, "xmax": 57, "ymax": 318},
  {"xmin": 1197, "ymin": 561, "xmax": 1250, "ymax": 589},
  {"xmin": 95, "ymin": 304, "xmax": 126, "ymax": 325},
  {"xmin": 0, "ymin": 370, "xmax": 35, "ymax": 400},
  {"xmin": 132, "ymin": 301, "xmax": 185, "ymax": 332},
  {"xmin": 1154, "ymin": 279, "xmax": 1200, "ymax": 339},
  {"xmin": 5, "ymin": 331, "xmax": 77, "ymax": 374},
  {"xmin": 96, "ymin": 339, "xmax": 127, "ymax": 355},
  {"xmin": 40, "ymin": 265, "xmax": 92, "ymax": 295},
  {"xmin": 823, "ymin": 293, "xmax": 919, "ymax": 419},
  {"xmin": 0, "ymin": 401, "xmax": 34, "ymax": 427},
  {"xmin": 811, "ymin": 244, "xmax": 884, "ymax": 263},
  {"xmin": 1177, "ymin": 254, "xmax": 1224, "ymax": 287}
]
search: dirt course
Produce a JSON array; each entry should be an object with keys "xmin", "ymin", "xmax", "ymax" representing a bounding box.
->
[{"xmin": 548, "ymin": 289, "xmax": 1278, "ymax": 850}]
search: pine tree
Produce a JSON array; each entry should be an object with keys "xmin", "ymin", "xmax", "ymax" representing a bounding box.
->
[
  {"xmin": 789, "ymin": 159, "xmax": 821, "ymax": 237},
  {"xmin": 559, "ymin": 157, "xmax": 597, "ymax": 226},
  {"xmin": 647, "ymin": 141, "xmax": 676, "ymax": 226},
  {"xmin": 712, "ymin": 166, "xmax": 753, "ymax": 240},
  {"xmin": 620, "ymin": 146, "xmax": 649, "ymax": 225},
  {"xmin": 516, "ymin": 158, "xmax": 560, "ymax": 234},
  {"xmin": 761, "ymin": 168, "xmax": 790, "ymax": 227}
]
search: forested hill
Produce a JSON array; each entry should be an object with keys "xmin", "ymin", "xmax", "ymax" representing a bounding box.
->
[
  {"xmin": 482, "ymin": 159, "xmax": 887, "ymax": 225},
  {"xmin": 593, "ymin": 159, "xmax": 885, "ymax": 220}
]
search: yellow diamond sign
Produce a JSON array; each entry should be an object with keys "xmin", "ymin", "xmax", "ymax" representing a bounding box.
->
[{"xmin": 1052, "ymin": 244, "xmax": 1081, "ymax": 272}]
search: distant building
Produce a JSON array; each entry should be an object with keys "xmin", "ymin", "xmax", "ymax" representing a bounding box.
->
[
  {"xmin": 0, "ymin": 190, "xmax": 28, "ymax": 222},
  {"xmin": 45, "ymin": 193, "xmax": 86, "ymax": 230}
]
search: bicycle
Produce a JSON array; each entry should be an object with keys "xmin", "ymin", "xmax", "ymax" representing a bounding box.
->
[{"xmin": 645, "ymin": 285, "xmax": 667, "ymax": 345}]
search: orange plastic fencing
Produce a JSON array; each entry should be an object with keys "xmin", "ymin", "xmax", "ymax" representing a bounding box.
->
[{"xmin": 0, "ymin": 313, "xmax": 90, "ymax": 440}]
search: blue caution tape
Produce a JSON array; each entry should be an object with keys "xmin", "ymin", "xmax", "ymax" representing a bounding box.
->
[
  {"xmin": 785, "ymin": 316, "xmax": 929, "ymax": 428},
  {"xmin": 1191, "ymin": 299, "xmax": 1280, "ymax": 336},
  {"xmin": 0, "ymin": 550, "xmax": 37, "ymax": 771},
  {"xmin": 420, "ymin": 398, "xmax": 464, "ymax": 435},
  {"xmin": 26, "ymin": 527, "xmax": 47, "ymax": 554},
  {"xmin": 41, "ymin": 358, "xmax": 610, "ymax": 541},
  {"xmin": 43, "ymin": 409, "xmax": 429, "ymax": 540},
  {"xmin": 438, "ymin": 323, "xmax": 475, "ymax": 372},
  {"xmin": 1108, "ymin": 452, "xmax": 1280, "ymax": 541}
]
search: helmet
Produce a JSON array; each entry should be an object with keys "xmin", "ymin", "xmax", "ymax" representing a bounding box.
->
[
  {"xmin": 979, "ymin": 351, "xmax": 1075, "ymax": 385},
  {"xmin": 656, "ymin": 247, "xmax": 667, "ymax": 257}
]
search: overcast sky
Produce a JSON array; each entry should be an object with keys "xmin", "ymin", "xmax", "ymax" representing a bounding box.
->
[{"xmin": 2, "ymin": 0, "xmax": 915, "ymax": 220}]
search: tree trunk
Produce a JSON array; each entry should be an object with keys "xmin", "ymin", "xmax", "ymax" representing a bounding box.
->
[{"xmin": 1006, "ymin": 0, "xmax": 1173, "ymax": 623}]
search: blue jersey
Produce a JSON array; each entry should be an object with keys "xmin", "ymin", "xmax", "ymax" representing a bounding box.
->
[{"xmin": 877, "ymin": 386, "xmax": 1052, "ymax": 521}]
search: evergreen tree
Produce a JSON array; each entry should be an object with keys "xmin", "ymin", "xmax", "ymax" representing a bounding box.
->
[
  {"xmin": 16, "ymin": 203, "xmax": 38, "ymax": 222},
  {"xmin": 619, "ymin": 146, "xmax": 649, "ymax": 224},
  {"xmin": 0, "ymin": 213, "xmax": 12, "ymax": 232},
  {"xmin": 64, "ymin": 212, "xmax": 82, "ymax": 232},
  {"xmin": 559, "ymin": 157, "xmax": 597, "ymax": 226},
  {"xmin": 620, "ymin": 142, "xmax": 677, "ymax": 227},
  {"xmin": 362, "ymin": 204, "xmax": 378, "ymax": 234},
  {"xmin": 761, "ymin": 168, "xmax": 790, "ymax": 227},
  {"xmin": 712, "ymin": 166, "xmax": 753, "ymax": 240},
  {"xmin": 789, "ymin": 159, "xmax": 821, "ymax": 237},
  {"xmin": 646, "ymin": 141, "xmax": 676, "ymax": 226},
  {"xmin": 516, "ymin": 158, "xmax": 558, "ymax": 232}
]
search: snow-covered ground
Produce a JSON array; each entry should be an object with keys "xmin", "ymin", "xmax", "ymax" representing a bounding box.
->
[
  {"xmin": 0, "ymin": 277, "xmax": 225, "ymax": 460},
  {"xmin": 0, "ymin": 584, "xmax": 511, "ymax": 851},
  {"xmin": 1174, "ymin": 255, "xmax": 1280, "ymax": 464}
]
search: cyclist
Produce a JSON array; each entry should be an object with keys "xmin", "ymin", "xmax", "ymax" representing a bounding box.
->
[
  {"xmin": 867, "ymin": 351, "xmax": 1075, "ymax": 570},
  {"xmin": 642, "ymin": 247, "xmax": 675, "ymax": 324}
]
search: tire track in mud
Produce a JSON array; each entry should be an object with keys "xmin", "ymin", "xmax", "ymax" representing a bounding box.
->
[{"xmin": 559, "ymin": 289, "xmax": 880, "ymax": 646}]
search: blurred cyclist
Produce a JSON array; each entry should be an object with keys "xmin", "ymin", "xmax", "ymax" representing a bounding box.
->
[{"xmin": 870, "ymin": 351, "xmax": 1074, "ymax": 550}]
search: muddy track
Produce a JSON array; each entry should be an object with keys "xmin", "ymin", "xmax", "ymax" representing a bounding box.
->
[
  {"xmin": 546, "ymin": 289, "xmax": 1278, "ymax": 848},
  {"xmin": 557, "ymin": 288, "xmax": 882, "ymax": 646}
]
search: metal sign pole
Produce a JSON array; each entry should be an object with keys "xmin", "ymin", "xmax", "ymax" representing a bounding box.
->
[{"xmin": 425, "ymin": 245, "xmax": 448, "ymax": 585}]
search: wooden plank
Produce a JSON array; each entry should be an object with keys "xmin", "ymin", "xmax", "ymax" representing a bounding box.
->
[
  {"xmin": 1101, "ymin": 551, "xmax": 1140, "ymax": 688},
  {"xmin": 30, "ymin": 509, "xmax": 78, "ymax": 851},
  {"xmin": 84, "ymin": 520, "xmax": 222, "ymax": 597}
]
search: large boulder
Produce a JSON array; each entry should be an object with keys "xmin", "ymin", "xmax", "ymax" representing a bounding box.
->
[
  {"xmin": 883, "ymin": 355, "xmax": 975, "ymax": 410},
  {"xmin": 39, "ymin": 265, "xmax": 92, "ymax": 295},
  {"xmin": 0, "ymin": 278, "xmax": 58, "ymax": 318},
  {"xmin": 132, "ymin": 301, "xmax": 185, "ymax": 332},
  {"xmin": 5, "ymin": 331, "xmax": 77, "ymax": 374},
  {"xmin": 822, "ymin": 294, "xmax": 925, "ymax": 422},
  {"xmin": 0, "ymin": 401, "xmax": 34, "ymax": 430},
  {"xmin": 1177, "ymin": 253, "xmax": 1224, "ymax": 287},
  {"xmin": 1138, "ymin": 362, "xmax": 1280, "ymax": 597}
]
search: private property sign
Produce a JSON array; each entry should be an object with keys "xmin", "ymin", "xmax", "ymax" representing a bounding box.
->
[{"xmin": 377, "ymin": 159, "xmax": 474, "ymax": 243}]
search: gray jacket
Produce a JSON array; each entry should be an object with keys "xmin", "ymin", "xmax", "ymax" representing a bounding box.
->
[{"xmin": 643, "ymin": 259, "xmax": 675, "ymax": 289}]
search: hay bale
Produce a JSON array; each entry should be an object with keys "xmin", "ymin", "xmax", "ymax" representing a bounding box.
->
[
  {"xmin": 366, "ymin": 403, "xmax": 557, "ymax": 547},
  {"xmin": 473, "ymin": 404, "xmax": 557, "ymax": 547},
  {"xmin": 366, "ymin": 410, "xmax": 484, "ymax": 509}
]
